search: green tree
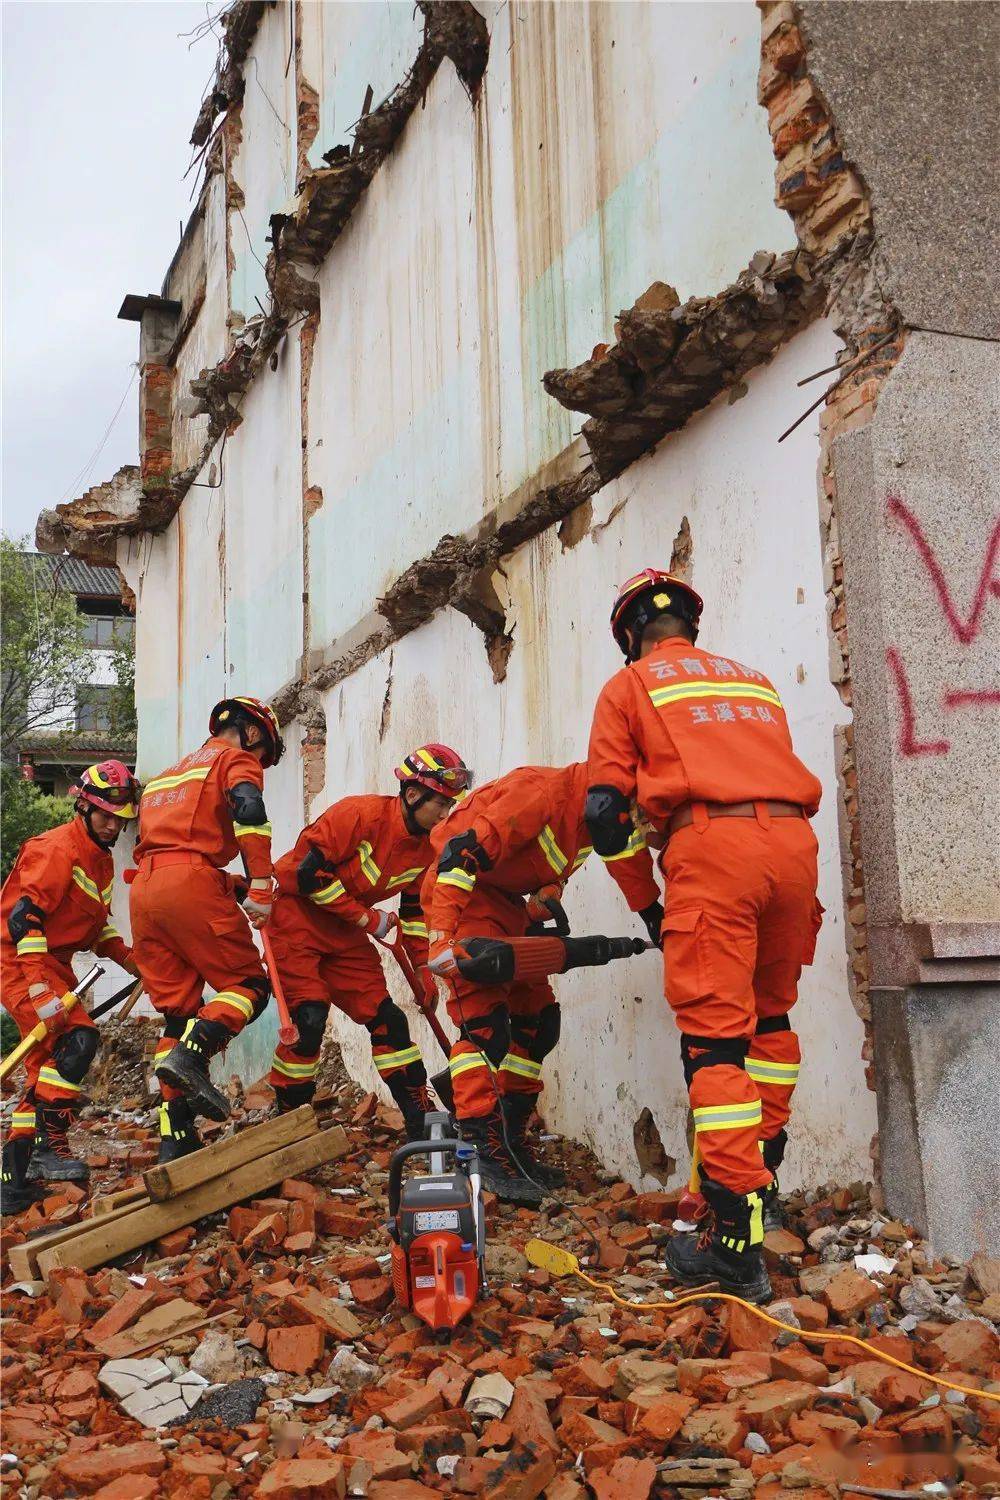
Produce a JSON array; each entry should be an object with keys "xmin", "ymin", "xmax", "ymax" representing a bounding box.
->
[
  {"xmin": 108, "ymin": 624, "xmax": 138, "ymax": 740},
  {"xmin": 0, "ymin": 766, "xmax": 73, "ymax": 882},
  {"xmin": 1, "ymin": 536, "xmax": 93, "ymax": 760}
]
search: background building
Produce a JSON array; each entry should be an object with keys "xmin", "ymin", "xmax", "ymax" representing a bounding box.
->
[{"xmin": 36, "ymin": 1, "xmax": 999, "ymax": 1256}]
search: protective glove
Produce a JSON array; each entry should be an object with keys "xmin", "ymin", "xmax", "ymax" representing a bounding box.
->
[
  {"xmin": 428, "ymin": 937, "xmax": 459, "ymax": 977},
  {"xmin": 415, "ymin": 965, "xmax": 439, "ymax": 1011},
  {"xmin": 358, "ymin": 908, "xmax": 398, "ymax": 941},
  {"xmin": 639, "ymin": 900, "xmax": 664, "ymax": 947},
  {"xmin": 526, "ymin": 884, "xmax": 570, "ymax": 935},
  {"xmin": 244, "ymin": 879, "xmax": 274, "ymax": 929},
  {"xmin": 29, "ymin": 984, "xmax": 75, "ymax": 1035}
]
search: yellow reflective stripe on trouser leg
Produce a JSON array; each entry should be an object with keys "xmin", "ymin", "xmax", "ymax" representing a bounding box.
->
[
  {"xmin": 11, "ymin": 1110, "xmax": 37, "ymax": 1131},
  {"xmin": 271, "ymin": 1056, "xmax": 321, "ymax": 1080},
  {"xmin": 16, "ymin": 935, "xmax": 48, "ymax": 956},
  {"xmin": 210, "ymin": 991, "xmax": 255, "ymax": 1022},
  {"xmin": 448, "ymin": 1052, "xmax": 496, "ymax": 1079},
  {"xmin": 692, "ymin": 1100, "xmax": 763, "ymax": 1133},
  {"xmin": 38, "ymin": 1067, "xmax": 81, "ymax": 1093},
  {"xmin": 499, "ymin": 1054, "xmax": 542, "ymax": 1081},
  {"xmin": 745, "ymin": 1058, "xmax": 800, "ymax": 1086},
  {"xmin": 373, "ymin": 1046, "xmax": 422, "ymax": 1074}
]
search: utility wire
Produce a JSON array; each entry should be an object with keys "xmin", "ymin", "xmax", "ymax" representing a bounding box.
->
[{"xmin": 56, "ymin": 365, "xmax": 138, "ymax": 506}]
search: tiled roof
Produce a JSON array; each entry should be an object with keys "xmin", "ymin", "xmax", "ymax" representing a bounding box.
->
[{"xmin": 19, "ymin": 552, "xmax": 122, "ymax": 599}]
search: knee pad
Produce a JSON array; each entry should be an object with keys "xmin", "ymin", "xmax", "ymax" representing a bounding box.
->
[
  {"xmin": 679, "ymin": 1032, "xmax": 748, "ymax": 1087},
  {"xmin": 243, "ymin": 975, "xmax": 271, "ymax": 1021},
  {"xmin": 52, "ymin": 1026, "xmax": 100, "ymax": 1084},
  {"xmin": 292, "ymin": 1001, "xmax": 328, "ymax": 1057},
  {"xmin": 762, "ymin": 1128, "xmax": 788, "ymax": 1172},
  {"xmin": 461, "ymin": 1004, "xmax": 510, "ymax": 1070},
  {"xmin": 366, "ymin": 996, "xmax": 412, "ymax": 1051},
  {"xmin": 755, "ymin": 1015, "xmax": 792, "ymax": 1037},
  {"xmin": 531, "ymin": 1003, "xmax": 561, "ymax": 1061}
]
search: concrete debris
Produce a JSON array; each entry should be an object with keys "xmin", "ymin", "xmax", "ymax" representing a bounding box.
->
[{"xmin": 543, "ymin": 248, "xmax": 828, "ymax": 481}]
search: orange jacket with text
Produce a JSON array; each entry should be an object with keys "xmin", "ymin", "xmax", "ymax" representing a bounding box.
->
[{"xmin": 134, "ymin": 737, "xmax": 272, "ymax": 880}]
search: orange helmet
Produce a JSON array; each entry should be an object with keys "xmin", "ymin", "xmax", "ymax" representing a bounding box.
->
[
  {"xmin": 70, "ymin": 760, "xmax": 140, "ymax": 819},
  {"xmin": 209, "ymin": 696, "xmax": 284, "ymax": 767},
  {"xmin": 610, "ymin": 568, "xmax": 704, "ymax": 660},
  {"xmin": 394, "ymin": 744, "xmax": 472, "ymax": 800}
]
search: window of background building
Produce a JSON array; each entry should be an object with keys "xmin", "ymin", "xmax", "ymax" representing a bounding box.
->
[
  {"xmin": 76, "ymin": 597, "xmax": 135, "ymax": 649},
  {"xmin": 75, "ymin": 685, "xmax": 114, "ymax": 733}
]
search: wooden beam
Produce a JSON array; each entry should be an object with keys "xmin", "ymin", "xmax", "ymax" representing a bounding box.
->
[
  {"xmin": 37, "ymin": 1123, "xmax": 350, "ymax": 1275},
  {"xmin": 8, "ymin": 1193, "xmax": 152, "ymax": 1281},
  {"xmin": 92, "ymin": 1185, "xmax": 149, "ymax": 1217},
  {"xmin": 142, "ymin": 1104, "xmax": 318, "ymax": 1202}
]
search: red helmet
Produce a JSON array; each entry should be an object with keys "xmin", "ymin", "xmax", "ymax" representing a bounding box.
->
[
  {"xmin": 209, "ymin": 696, "xmax": 284, "ymax": 767},
  {"xmin": 71, "ymin": 760, "xmax": 140, "ymax": 819},
  {"xmin": 610, "ymin": 568, "xmax": 704, "ymax": 660},
  {"xmin": 394, "ymin": 744, "xmax": 472, "ymax": 800}
]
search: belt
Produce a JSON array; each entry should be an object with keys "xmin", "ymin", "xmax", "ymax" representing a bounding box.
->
[
  {"xmin": 142, "ymin": 851, "xmax": 217, "ymax": 872},
  {"xmin": 668, "ymin": 800, "xmax": 805, "ymax": 836}
]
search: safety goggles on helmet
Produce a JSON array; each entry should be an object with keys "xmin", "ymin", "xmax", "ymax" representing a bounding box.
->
[
  {"xmin": 71, "ymin": 760, "xmax": 140, "ymax": 820},
  {"xmin": 394, "ymin": 744, "xmax": 472, "ymax": 800},
  {"xmin": 209, "ymin": 695, "xmax": 285, "ymax": 767},
  {"xmin": 610, "ymin": 568, "xmax": 704, "ymax": 660}
]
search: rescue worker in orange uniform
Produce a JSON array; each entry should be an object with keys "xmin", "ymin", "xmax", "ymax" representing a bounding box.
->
[
  {"xmin": 130, "ymin": 696, "xmax": 282, "ymax": 1159},
  {"xmin": 265, "ymin": 745, "xmax": 471, "ymax": 1139},
  {"xmin": 425, "ymin": 762, "xmax": 658, "ymax": 1206},
  {"xmin": 587, "ymin": 569, "xmax": 823, "ymax": 1301},
  {"xmin": 1, "ymin": 762, "xmax": 141, "ymax": 1206}
]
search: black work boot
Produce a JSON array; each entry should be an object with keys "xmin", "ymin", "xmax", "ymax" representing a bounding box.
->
[
  {"xmin": 154, "ymin": 1019, "xmax": 231, "ymax": 1122},
  {"xmin": 386, "ymin": 1074, "xmax": 435, "ymax": 1142},
  {"xmin": 761, "ymin": 1130, "xmax": 787, "ymax": 1230},
  {"xmin": 26, "ymin": 1104, "xmax": 89, "ymax": 1183},
  {"xmin": 662, "ymin": 1174, "xmax": 772, "ymax": 1303},
  {"xmin": 1, "ymin": 1139, "xmax": 45, "ymax": 1214},
  {"xmin": 503, "ymin": 1094, "xmax": 566, "ymax": 1188},
  {"xmin": 460, "ymin": 1112, "xmax": 543, "ymax": 1208},
  {"xmin": 157, "ymin": 1097, "xmax": 202, "ymax": 1164},
  {"xmin": 273, "ymin": 1081, "xmax": 316, "ymax": 1115}
]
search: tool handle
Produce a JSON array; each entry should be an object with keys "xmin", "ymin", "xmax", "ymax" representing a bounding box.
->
[
  {"xmin": 0, "ymin": 963, "xmax": 105, "ymax": 1083},
  {"xmin": 380, "ymin": 932, "xmax": 452, "ymax": 1061},
  {"xmin": 260, "ymin": 930, "xmax": 300, "ymax": 1047},
  {"xmin": 90, "ymin": 975, "xmax": 144, "ymax": 1022}
]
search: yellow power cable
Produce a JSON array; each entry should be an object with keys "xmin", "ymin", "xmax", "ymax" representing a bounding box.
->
[{"xmin": 524, "ymin": 1239, "xmax": 999, "ymax": 1405}]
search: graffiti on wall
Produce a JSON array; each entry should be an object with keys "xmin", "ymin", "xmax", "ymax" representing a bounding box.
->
[{"xmin": 884, "ymin": 495, "xmax": 1000, "ymax": 757}]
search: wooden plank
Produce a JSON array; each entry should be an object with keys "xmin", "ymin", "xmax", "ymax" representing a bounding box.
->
[
  {"xmin": 37, "ymin": 1123, "xmax": 350, "ymax": 1276},
  {"xmin": 92, "ymin": 1185, "xmax": 149, "ymax": 1216},
  {"xmin": 142, "ymin": 1104, "xmax": 317, "ymax": 1203},
  {"xmin": 7, "ymin": 1195, "xmax": 152, "ymax": 1281}
]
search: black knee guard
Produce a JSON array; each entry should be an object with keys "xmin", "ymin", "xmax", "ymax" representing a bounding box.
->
[
  {"xmin": 291, "ymin": 1001, "xmax": 328, "ymax": 1057},
  {"xmin": 51, "ymin": 1026, "xmax": 100, "ymax": 1085},
  {"xmin": 243, "ymin": 975, "xmax": 271, "ymax": 1022},
  {"xmin": 367, "ymin": 997, "xmax": 426, "ymax": 1081},
  {"xmin": 461, "ymin": 1004, "xmax": 510, "ymax": 1071},
  {"xmin": 679, "ymin": 1033, "xmax": 749, "ymax": 1087},
  {"xmin": 510, "ymin": 1003, "xmax": 561, "ymax": 1064},
  {"xmin": 762, "ymin": 1128, "xmax": 788, "ymax": 1173}
]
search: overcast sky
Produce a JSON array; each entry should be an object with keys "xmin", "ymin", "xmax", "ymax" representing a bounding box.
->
[{"xmin": 2, "ymin": 1, "xmax": 216, "ymax": 543}]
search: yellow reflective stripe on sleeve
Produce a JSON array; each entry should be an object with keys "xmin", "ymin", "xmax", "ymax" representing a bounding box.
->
[
  {"xmin": 648, "ymin": 682, "xmax": 783, "ymax": 710},
  {"xmin": 399, "ymin": 919, "xmax": 428, "ymax": 939},
  {"xmin": 235, "ymin": 822, "xmax": 272, "ymax": 839},
  {"xmin": 437, "ymin": 868, "xmax": 476, "ymax": 892},
  {"xmin": 102, "ymin": 881, "xmax": 114, "ymax": 903},
  {"xmin": 310, "ymin": 879, "xmax": 347, "ymax": 906},
  {"xmin": 16, "ymin": 935, "xmax": 48, "ymax": 955},
  {"xmin": 745, "ymin": 1058, "xmax": 800, "ymax": 1085},
  {"xmin": 97, "ymin": 924, "xmax": 121, "ymax": 943},
  {"xmin": 536, "ymin": 825, "xmax": 568, "ymax": 876},
  {"xmin": 272, "ymin": 1057, "xmax": 321, "ymax": 1079},
  {"xmin": 357, "ymin": 841, "xmax": 382, "ymax": 885},
  {"xmin": 387, "ymin": 867, "xmax": 425, "ymax": 890},
  {"xmin": 373, "ymin": 1046, "xmax": 421, "ymax": 1073},
  {"xmin": 71, "ymin": 866, "xmax": 101, "ymax": 902},
  {"xmin": 211, "ymin": 991, "xmax": 254, "ymax": 1021},
  {"xmin": 600, "ymin": 827, "xmax": 647, "ymax": 864},
  {"xmin": 143, "ymin": 765, "xmax": 212, "ymax": 795},
  {"xmin": 499, "ymin": 1054, "xmax": 542, "ymax": 1079},
  {"xmin": 448, "ymin": 1052, "xmax": 496, "ymax": 1078},
  {"xmin": 38, "ymin": 1067, "xmax": 81, "ymax": 1093},
  {"xmin": 693, "ymin": 1101, "xmax": 763, "ymax": 1132},
  {"xmin": 572, "ymin": 844, "xmax": 593, "ymax": 870}
]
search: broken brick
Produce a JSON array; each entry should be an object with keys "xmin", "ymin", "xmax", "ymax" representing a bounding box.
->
[
  {"xmin": 254, "ymin": 1456, "xmax": 348, "ymax": 1497},
  {"xmin": 54, "ymin": 1441, "xmax": 167, "ymax": 1494},
  {"xmin": 266, "ymin": 1322, "xmax": 325, "ymax": 1375}
]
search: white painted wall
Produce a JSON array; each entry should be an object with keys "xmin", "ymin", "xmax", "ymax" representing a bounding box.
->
[{"xmin": 120, "ymin": 2, "xmax": 875, "ymax": 1187}]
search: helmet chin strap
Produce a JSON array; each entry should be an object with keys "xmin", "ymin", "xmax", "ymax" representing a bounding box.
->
[
  {"xmin": 77, "ymin": 802, "xmax": 121, "ymax": 849},
  {"xmin": 400, "ymin": 788, "xmax": 432, "ymax": 835}
]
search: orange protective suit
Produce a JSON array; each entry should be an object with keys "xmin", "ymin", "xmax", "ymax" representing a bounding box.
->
[
  {"xmin": 423, "ymin": 762, "xmax": 654, "ymax": 1120},
  {"xmin": 1, "ymin": 816, "xmax": 134, "ymax": 1133},
  {"xmin": 588, "ymin": 636, "xmax": 823, "ymax": 1195},
  {"xmin": 130, "ymin": 737, "xmax": 272, "ymax": 1088},
  {"xmin": 265, "ymin": 795, "xmax": 434, "ymax": 1104}
]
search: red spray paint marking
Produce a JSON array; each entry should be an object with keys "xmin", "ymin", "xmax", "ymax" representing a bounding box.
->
[
  {"xmin": 886, "ymin": 495, "xmax": 1000, "ymax": 645},
  {"xmin": 885, "ymin": 647, "xmax": 950, "ymax": 757},
  {"xmin": 943, "ymin": 689, "xmax": 1000, "ymax": 709}
]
